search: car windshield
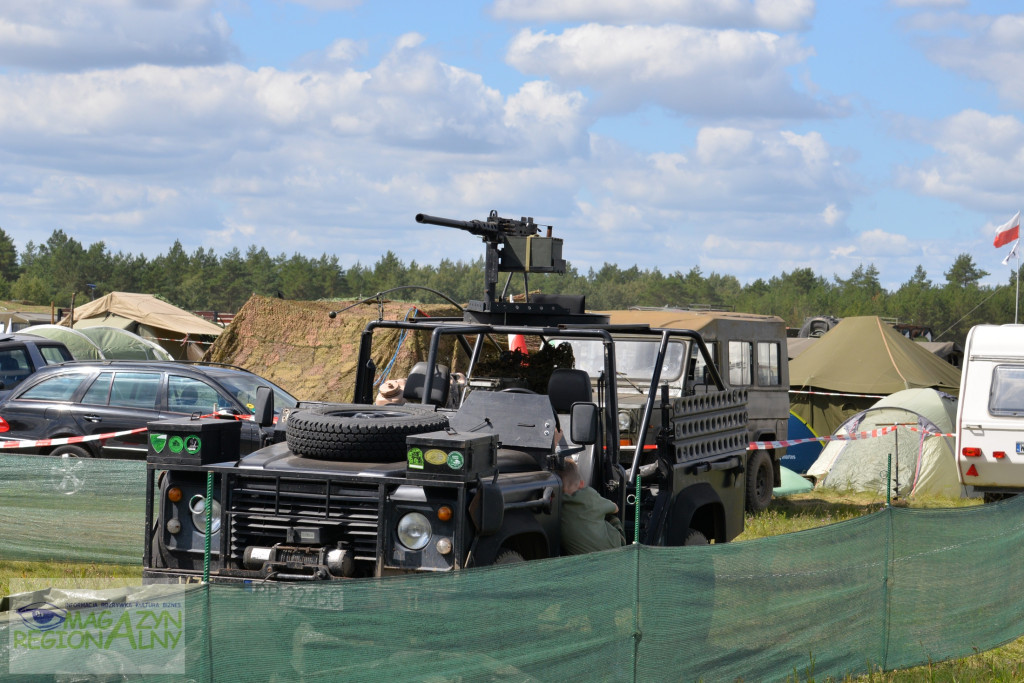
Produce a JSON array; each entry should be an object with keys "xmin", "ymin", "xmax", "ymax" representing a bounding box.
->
[
  {"xmin": 203, "ymin": 368, "xmax": 298, "ymax": 415},
  {"xmin": 551, "ymin": 338, "xmax": 688, "ymax": 383}
]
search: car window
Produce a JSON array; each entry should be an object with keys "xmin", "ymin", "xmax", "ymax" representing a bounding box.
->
[
  {"xmin": 0, "ymin": 348, "xmax": 31, "ymax": 388},
  {"xmin": 18, "ymin": 372, "xmax": 90, "ymax": 401},
  {"xmin": 39, "ymin": 345, "xmax": 74, "ymax": 364},
  {"xmin": 82, "ymin": 371, "xmax": 114, "ymax": 405},
  {"xmin": 204, "ymin": 369, "xmax": 298, "ymax": 415},
  {"xmin": 108, "ymin": 372, "xmax": 161, "ymax": 410},
  {"xmin": 168, "ymin": 375, "xmax": 230, "ymax": 414}
]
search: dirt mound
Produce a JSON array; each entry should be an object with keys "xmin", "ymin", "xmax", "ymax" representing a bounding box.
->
[{"xmin": 205, "ymin": 295, "xmax": 461, "ymax": 402}]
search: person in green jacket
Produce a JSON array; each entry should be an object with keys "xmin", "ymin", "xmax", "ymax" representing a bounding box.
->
[{"xmin": 556, "ymin": 458, "xmax": 626, "ymax": 555}]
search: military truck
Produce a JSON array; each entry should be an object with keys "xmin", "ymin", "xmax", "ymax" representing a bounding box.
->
[
  {"xmin": 595, "ymin": 308, "xmax": 789, "ymax": 513},
  {"xmin": 143, "ymin": 211, "xmax": 751, "ymax": 582}
]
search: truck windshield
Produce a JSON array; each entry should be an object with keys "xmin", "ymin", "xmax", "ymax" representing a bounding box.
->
[
  {"xmin": 553, "ymin": 338, "xmax": 688, "ymax": 383},
  {"xmin": 990, "ymin": 365, "xmax": 1024, "ymax": 416}
]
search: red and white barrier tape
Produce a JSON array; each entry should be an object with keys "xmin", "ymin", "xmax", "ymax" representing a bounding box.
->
[
  {"xmin": 748, "ymin": 424, "xmax": 955, "ymax": 451},
  {"xmin": 0, "ymin": 427, "xmax": 148, "ymax": 450}
]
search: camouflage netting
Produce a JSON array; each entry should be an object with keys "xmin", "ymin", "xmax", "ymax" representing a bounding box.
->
[{"xmin": 204, "ymin": 295, "xmax": 463, "ymax": 402}]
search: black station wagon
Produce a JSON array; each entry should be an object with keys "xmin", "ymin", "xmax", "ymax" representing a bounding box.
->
[{"xmin": 0, "ymin": 361, "xmax": 297, "ymax": 458}]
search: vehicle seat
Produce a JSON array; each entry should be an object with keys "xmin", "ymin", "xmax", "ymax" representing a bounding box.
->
[
  {"xmin": 403, "ymin": 362, "xmax": 450, "ymax": 407},
  {"xmin": 547, "ymin": 368, "xmax": 596, "ymax": 483},
  {"xmin": 180, "ymin": 386, "xmax": 198, "ymax": 406}
]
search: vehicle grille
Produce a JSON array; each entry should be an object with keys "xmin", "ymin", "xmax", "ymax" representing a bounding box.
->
[{"xmin": 228, "ymin": 475, "xmax": 382, "ymax": 562}]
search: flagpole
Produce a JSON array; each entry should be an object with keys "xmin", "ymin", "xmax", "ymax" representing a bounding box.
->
[{"xmin": 1016, "ymin": 243, "xmax": 1020, "ymax": 324}]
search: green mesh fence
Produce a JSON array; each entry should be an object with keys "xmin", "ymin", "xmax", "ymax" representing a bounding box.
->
[
  {"xmin": 0, "ymin": 455, "xmax": 145, "ymax": 565},
  {"xmin": 3, "ymin": 459, "xmax": 1024, "ymax": 681}
]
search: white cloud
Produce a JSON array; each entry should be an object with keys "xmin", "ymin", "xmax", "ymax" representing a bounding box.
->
[
  {"xmin": 0, "ymin": 0, "xmax": 235, "ymax": 70},
  {"xmin": 491, "ymin": 0, "xmax": 815, "ymax": 32},
  {"xmin": 896, "ymin": 109, "xmax": 1024, "ymax": 212},
  {"xmin": 905, "ymin": 11, "xmax": 1024, "ymax": 108},
  {"xmin": 506, "ymin": 23, "xmax": 835, "ymax": 118},
  {"xmin": 822, "ymin": 203, "xmax": 841, "ymax": 226}
]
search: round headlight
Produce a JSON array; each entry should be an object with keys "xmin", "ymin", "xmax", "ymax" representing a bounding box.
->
[
  {"xmin": 189, "ymin": 494, "xmax": 222, "ymax": 535},
  {"xmin": 397, "ymin": 512, "xmax": 432, "ymax": 551},
  {"xmin": 618, "ymin": 411, "xmax": 632, "ymax": 431}
]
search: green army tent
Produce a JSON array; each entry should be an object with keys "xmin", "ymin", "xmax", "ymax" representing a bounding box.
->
[
  {"xmin": 789, "ymin": 316, "xmax": 961, "ymax": 436},
  {"xmin": 63, "ymin": 292, "xmax": 223, "ymax": 360},
  {"xmin": 21, "ymin": 324, "xmax": 104, "ymax": 360},
  {"xmin": 77, "ymin": 326, "xmax": 173, "ymax": 360}
]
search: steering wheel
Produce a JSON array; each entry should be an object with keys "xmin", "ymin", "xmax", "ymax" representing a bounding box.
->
[{"xmin": 500, "ymin": 388, "xmax": 538, "ymax": 394}]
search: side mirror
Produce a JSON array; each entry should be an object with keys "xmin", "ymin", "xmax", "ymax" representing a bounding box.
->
[
  {"xmin": 468, "ymin": 483, "xmax": 504, "ymax": 536},
  {"xmin": 569, "ymin": 402, "xmax": 599, "ymax": 445},
  {"xmin": 253, "ymin": 386, "xmax": 274, "ymax": 428}
]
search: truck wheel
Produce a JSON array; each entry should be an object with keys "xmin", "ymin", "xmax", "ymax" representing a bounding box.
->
[
  {"xmin": 286, "ymin": 404, "xmax": 448, "ymax": 462},
  {"xmin": 746, "ymin": 450, "xmax": 773, "ymax": 513},
  {"xmin": 493, "ymin": 549, "xmax": 525, "ymax": 565},
  {"xmin": 683, "ymin": 529, "xmax": 709, "ymax": 546}
]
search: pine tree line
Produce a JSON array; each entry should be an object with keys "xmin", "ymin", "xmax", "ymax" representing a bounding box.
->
[{"xmin": 0, "ymin": 228, "xmax": 1015, "ymax": 346}]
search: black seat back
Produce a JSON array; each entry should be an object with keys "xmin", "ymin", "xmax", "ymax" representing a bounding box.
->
[
  {"xmin": 547, "ymin": 368, "xmax": 592, "ymax": 412},
  {"xmin": 403, "ymin": 362, "xmax": 450, "ymax": 407}
]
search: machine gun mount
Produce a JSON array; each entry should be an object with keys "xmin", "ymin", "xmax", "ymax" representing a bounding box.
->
[{"xmin": 415, "ymin": 210, "xmax": 606, "ymax": 325}]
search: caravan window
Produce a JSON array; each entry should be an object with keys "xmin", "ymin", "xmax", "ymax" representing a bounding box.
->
[{"xmin": 989, "ymin": 365, "xmax": 1024, "ymax": 416}]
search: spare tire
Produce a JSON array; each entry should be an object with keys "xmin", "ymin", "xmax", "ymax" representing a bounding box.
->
[{"xmin": 286, "ymin": 403, "xmax": 449, "ymax": 462}]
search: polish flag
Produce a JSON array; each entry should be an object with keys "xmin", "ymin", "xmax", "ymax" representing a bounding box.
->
[{"xmin": 994, "ymin": 211, "xmax": 1021, "ymax": 248}]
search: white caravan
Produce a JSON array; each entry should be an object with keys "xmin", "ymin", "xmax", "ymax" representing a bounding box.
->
[{"xmin": 955, "ymin": 324, "xmax": 1024, "ymax": 501}]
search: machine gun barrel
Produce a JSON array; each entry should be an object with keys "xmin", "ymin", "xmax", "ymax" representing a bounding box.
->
[{"xmin": 415, "ymin": 213, "xmax": 496, "ymax": 239}]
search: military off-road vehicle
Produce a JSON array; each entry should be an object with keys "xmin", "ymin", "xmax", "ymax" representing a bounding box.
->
[{"xmin": 143, "ymin": 211, "xmax": 752, "ymax": 582}]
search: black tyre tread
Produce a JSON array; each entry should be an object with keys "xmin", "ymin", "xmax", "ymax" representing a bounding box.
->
[
  {"xmin": 745, "ymin": 450, "xmax": 773, "ymax": 513},
  {"xmin": 286, "ymin": 403, "xmax": 448, "ymax": 462}
]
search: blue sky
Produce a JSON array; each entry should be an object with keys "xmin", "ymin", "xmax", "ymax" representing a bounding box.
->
[{"xmin": 1, "ymin": 0, "xmax": 1022, "ymax": 291}]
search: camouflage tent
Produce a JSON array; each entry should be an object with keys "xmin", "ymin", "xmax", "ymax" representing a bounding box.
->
[{"xmin": 204, "ymin": 295, "xmax": 463, "ymax": 402}]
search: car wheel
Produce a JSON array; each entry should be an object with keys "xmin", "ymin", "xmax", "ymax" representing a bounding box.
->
[
  {"xmin": 745, "ymin": 450, "xmax": 773, "ymax": 513},
  {"xmin": 285, "ymin": 403, "xmax": 448, "ymax": 462},
  {"xmin": 49, "ymin": 444, "xmax": 93, "ymax": 458}
]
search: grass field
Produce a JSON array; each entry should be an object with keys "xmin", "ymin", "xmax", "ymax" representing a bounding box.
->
[{"xmin": 2, "ymin": 489, "xmax": 1021, "ymax": 681}]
